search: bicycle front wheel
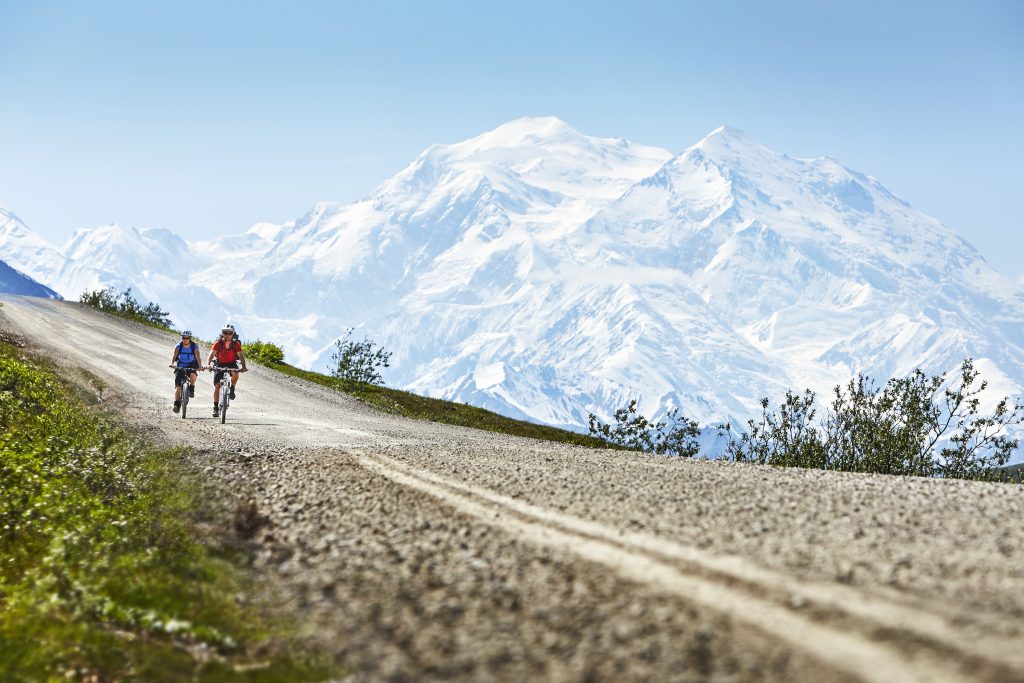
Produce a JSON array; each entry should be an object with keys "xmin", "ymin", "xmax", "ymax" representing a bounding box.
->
[{"xmin": 220, "ymin": 405, "xmax": 227, "ymax": 424}]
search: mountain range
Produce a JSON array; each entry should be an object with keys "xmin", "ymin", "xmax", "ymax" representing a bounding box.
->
[{"xmin": 3, "ymin": 117, "xmax": 1023, "ymax": 454}]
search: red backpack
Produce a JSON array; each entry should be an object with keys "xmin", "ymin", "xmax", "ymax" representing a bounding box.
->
[{"xmin": 213, "ymin": 338, "xmax": 242, "ymax": 364}]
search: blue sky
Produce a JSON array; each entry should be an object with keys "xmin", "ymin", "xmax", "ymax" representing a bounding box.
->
[{"xmin": 2, "ymin": 1, "xmax": 1022, "ymax": 279}]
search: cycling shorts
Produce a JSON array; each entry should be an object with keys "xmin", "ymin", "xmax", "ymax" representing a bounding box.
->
[
  {"xmin": 174, "ymin": 362, "xmax": 199, "ymax": 388},
  {"xmin": 213, "ymin": 361, "xmax": 239, "ymax": 385}
]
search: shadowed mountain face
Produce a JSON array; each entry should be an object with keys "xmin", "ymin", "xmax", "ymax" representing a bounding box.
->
[
  {"xmin": 2, "ymin": 118, "xmax": 1023, "ymax": 444},
  {"xmin": 0, "ymin": 259, "xmax": 61, "ymax": 299}
]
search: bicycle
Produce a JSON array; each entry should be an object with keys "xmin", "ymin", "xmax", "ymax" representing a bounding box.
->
[
  {"xmin": 171, "ymin": 364, "xmax": 200, "ymax": 418},
  {"xmin": 208, "ymin": 364, "xmax": 246, "ymax": 423}
]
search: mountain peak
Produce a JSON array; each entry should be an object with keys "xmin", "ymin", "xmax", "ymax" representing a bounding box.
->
[
  {"xmin": 702, "ymin": 124, "xmax": 749, "ymax": 140},
  {"xmin": 489, "ymin": 115, "xmax": 579, "ymax": 138},
  {"xmin": 450, "ymin": 116, "xmax": 587, "ymax": 154},
  {"xmin": 692, "ymin": 125, "xmax": 767, "ymax": 154}
]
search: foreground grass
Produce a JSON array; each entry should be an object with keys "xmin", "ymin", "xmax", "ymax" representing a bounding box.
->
[
  {"xmin": 254, "ymin": 358, "xmax": 613, "ymax": 449},
  {"xmin": 0, "ymin": 339, "xmax": 333, "ymax": 682}
]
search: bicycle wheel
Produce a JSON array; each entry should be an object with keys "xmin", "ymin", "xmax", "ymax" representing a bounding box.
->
[
  {"xmin": 221, "ymin": 404, "xmax": 227, "ymax": 424},
  {"xmin": 181, "ymin": 397, "xmax": 188, "ymax": 418}
]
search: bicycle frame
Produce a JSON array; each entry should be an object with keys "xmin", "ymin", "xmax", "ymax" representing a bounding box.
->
[
  {"xmin": 209, "ymin": 364, "xmax": 237, "ymax": 423},
  {"xmin": 174, "ymin": 365, "xmax": 196, "ymax": 418}
]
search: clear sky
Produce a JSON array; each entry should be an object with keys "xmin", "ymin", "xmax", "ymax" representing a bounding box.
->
[{"xmin": 2, "ymin": 1, "xmax": 1022, "ymax": 280}]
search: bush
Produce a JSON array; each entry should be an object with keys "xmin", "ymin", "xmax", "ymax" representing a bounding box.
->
[
  {"xmin": 719, "ymin": 359, "xmax": 1023, "ymax": 479},
  {"xmin": 330, "ymin": 328, "xmax": 391, "ymax": 386},
  {"xmin": 245, "ymin": 339, "xmax": 285, "ymax": 364},
  {"xmin": 588, "ymin": 400, "xmax": 701, "ymax": 457},
  {"xmin": 0, "ymin": 342, "xmax": 333, "ymax": 681},
  {"xmin": 79, "ymin": 287, "xmax": 172, "ymax": 330},
  {"xmin": 719, "ymin": 390, "xmax": 826, "ymax": 468}
]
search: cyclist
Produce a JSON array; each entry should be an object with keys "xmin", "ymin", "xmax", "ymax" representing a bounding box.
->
[
  {"xmin": 207, "ymin": 323, "xmax": 247, "ymax": 417},
  {"xmin": 169, "ymin": 329, "xmax": 203, "ymax": 413}
]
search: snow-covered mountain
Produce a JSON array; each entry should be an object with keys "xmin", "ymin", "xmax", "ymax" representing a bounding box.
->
[
  {"xmin": 4, "ymin": 118, "xmax": 1023, "ymax": 453},
  {"xmin": 0, "ymin": 207, "xmax": 68, "ymax": 286}
]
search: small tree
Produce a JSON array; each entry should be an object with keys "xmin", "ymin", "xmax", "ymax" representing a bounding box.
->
[
  {"xmin": 823, "ymin": 371, "xmax": 942, "ymax": 476},
  {"xmin": 588, "ymin": 400, "xmax": 701, "ymax": 457},
  {"xmin": 330, "ymin": 328, "xmax": 392, "ymax": 386},
  {"xmin": 924, "ymin": 359, "xmax": 1022, "ymax": 479},
  {"xmin": 719, "ymin": 359, "xmax": 1023, "ymax": 480},
  {"xmin": 244, "ymin": 340, "xmax": 285, "ymax": 364},
  {"xmin": 720, "ymin": 390, "xmax": 825, "ymax": 468},
  {"xmin": 79, "ymin": 287, "xmax": 172, "ymax": 329}
]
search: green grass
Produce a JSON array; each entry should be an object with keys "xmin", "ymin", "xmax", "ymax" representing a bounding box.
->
[
  {"xmin": 0, "ymin": 339, "xmax": 335, "ymax": 682},
  {"xmin": 253, "ymin": 359, "xmax": 614, "ymax": 449}
]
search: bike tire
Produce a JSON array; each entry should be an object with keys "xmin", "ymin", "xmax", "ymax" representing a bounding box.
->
[
  {"xmin": 221, "ymin": 405, "xmax": 227, "ymax": 424},
  {"xmin": 181, "ymin": 400, "xmax": 187, "ymax": 418}
]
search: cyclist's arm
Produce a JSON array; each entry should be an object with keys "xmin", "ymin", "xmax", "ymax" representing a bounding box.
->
[
  {"xmin": 206, "ymin": 347, "xmax": 217, "ymax": 367},
  {"xmin": 237, "ymin": 344, "xmax": 247, "ymax": 371},
  {"xmin": 170, "ymin": 346, "xmax": 179, "ymax": 366}
]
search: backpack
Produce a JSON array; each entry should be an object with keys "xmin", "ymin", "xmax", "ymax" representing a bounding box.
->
[
  {"xmin": 213, "ymin": 338, "xmax": 243, "ymax": 364},
  {"xmin": 176, "ymin": 341, "xmax": 199, "ymax": 365}
]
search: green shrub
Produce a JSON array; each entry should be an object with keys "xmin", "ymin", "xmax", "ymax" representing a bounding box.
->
[
  {"xmin": 719, "ymin": 359, "xmax": 1023, "ymax": 480},
  {"xmin": 245, "ymin": 339, "xmax": 285, "ymax": 364},
  {"xmin": 79, "ymin": 287, "xmax": 173, "ymax": 330},
  {"xmin": 588, "ymin": 400, "xmax": 701, "ymax": 457},
  {"xmin": 330, "ymin": 328, "xmax": 391, "ymax": 386}
]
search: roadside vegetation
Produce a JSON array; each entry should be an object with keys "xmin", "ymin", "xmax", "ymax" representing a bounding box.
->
[
  {"xmin": 0, "ymin": 337, "xmax": 333, "ymax": 681},
  {"xmin": 590, "ymin": 359, "xmax": 1023, "ymax": 481},
  {"xmin": 79, "ymin": 287, "xmax": 174, "ymax": 331},
  {"xmin": 588, "ymin": 400, "xmax": 701, "ymax": 457},
  {"xmin": 243, "ymin": 339, "xmax": 611, "ymax": 448}
]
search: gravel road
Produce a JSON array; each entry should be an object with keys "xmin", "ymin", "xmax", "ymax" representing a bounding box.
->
[{"xmin": 3, "ymin": 296, "xmax": 1023, "ymax": 682}]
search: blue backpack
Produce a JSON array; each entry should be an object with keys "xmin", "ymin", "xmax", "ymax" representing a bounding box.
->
[{"xmin": 176, "ymin": 341, "xmax": 199, "ymax": 365}]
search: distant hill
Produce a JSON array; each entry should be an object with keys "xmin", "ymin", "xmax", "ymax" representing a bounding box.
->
[{"xmin": 0, "ymin": 258, "xmax": 61, "ymax": 299}]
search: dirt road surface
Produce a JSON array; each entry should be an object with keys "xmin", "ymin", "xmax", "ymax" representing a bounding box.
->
[{"xmin": 3, "ymin": 296, "xmax": 1023, "ymax": 682}]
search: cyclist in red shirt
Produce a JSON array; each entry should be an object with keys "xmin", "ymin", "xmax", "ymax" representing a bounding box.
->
[{"xmin": 207, "ymin": 323, "xmax": 247, "ymax": 417}]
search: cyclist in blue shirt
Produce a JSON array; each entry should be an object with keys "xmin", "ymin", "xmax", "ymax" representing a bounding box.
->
[{"xmin": 169, "ymin": 330, "xmax": 204, "ymax": 413}]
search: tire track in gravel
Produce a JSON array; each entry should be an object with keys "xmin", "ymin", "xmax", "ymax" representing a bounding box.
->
[{"xmin": 357, "ymin": 451, "xmax": 1023, "ymax": 683}]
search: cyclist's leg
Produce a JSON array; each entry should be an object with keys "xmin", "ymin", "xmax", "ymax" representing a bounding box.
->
[
  {"xmin": 212, "ymin": 369, "xmax": 223, "ymax": 414},
  {"xmin": 214, "ymin": 368, "xmax": 227, "ymax": 400},
  {"xmin": 174, "ymin": 369, "xmax": 184, "ymax": 401}
]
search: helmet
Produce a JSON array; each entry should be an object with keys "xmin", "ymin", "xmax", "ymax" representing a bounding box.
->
[
  {"xmin": 221, "ymin": 323, "xmax": 235, "ymax": 334},
  {"xmin": 181, "ymin": 329, "xmax": 192, "ymax": 337}
]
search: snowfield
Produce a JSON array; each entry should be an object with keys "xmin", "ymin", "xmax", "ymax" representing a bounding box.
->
[{"xmin": 2, "ymin": 117, "xmax": 1023, "ymax": 449}]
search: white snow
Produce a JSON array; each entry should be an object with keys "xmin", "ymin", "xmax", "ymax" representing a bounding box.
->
[{"xmin": 4, "ymin": 117, "xmax": 1023, "ymax": 462}]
